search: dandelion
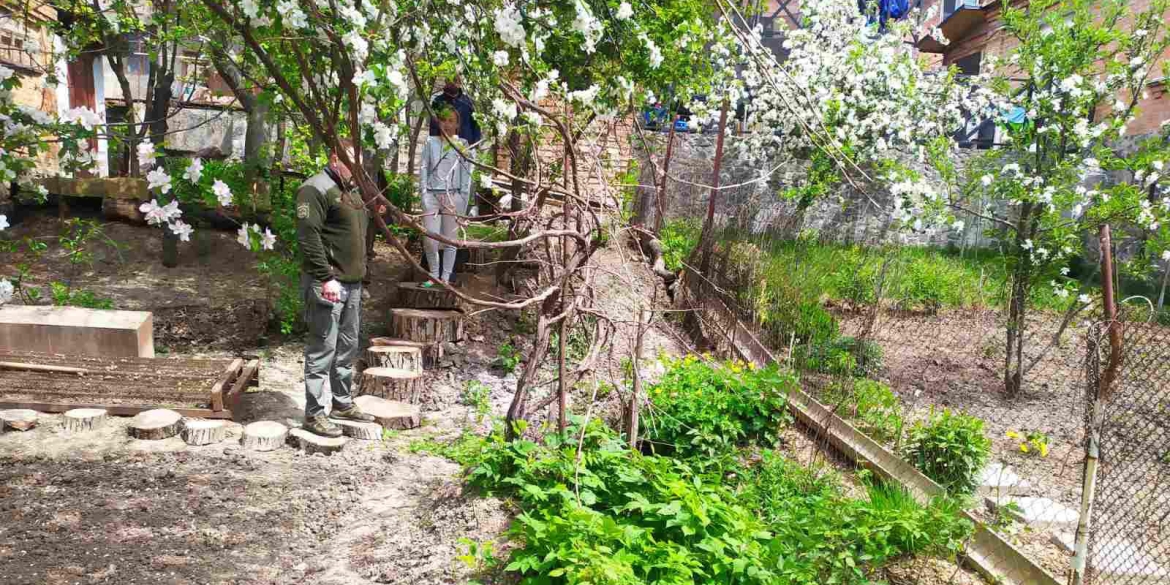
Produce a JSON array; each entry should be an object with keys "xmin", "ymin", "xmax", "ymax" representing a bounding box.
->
[{"xmin": 981, "ymin": 174, "xmax": 993, "ymax": 187}]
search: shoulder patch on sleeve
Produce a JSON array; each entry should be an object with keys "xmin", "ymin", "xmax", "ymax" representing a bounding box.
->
[{"xmin": 297, "ymin": 203, "xmax": 310, "ymax": 219}]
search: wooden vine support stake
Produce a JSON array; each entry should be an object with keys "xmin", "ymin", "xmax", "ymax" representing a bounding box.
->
[
  {"xmin": 181, "ymin": 419, "xmax": 228, "ymax": 446},
  {"xmin": 241, "ymin": 421, "xmax": 288, "ymax": 451},
  {"xmin": 364, "ymin": 345, "xmax": 423, "ymax": 374},
  {"xmin": 396, "ymin": 282, "xmax": 462, "ymax": 310},
  {"xmin": 62, "ymin": 408, "xmax": 107, "ymax": 433},
  {"xmin": 0, "ymin": 409, "xmax": 38, "ymax": 432},
  {"xmin": 287, "ymin": 428, "xmax": 348, "ymax": 455},
  {"xmin": 371, "ymin": 337, "xmax": 441, "ymax": 368},
  {"xmin": 355, "ymin": 395, "xmax": 421, "ymax": 430},
  {"xmin": 128, "ymin": 409, "xmax": 183, "ymax": 440},
  {"xmin": 358, "ymin": 367, "xmax": 423, "ymax": 403}
]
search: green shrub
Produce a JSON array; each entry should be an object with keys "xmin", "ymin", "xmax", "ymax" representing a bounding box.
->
[
  {"xmin": 659, "ymin": 218, "xmax": 702, "ymax": 272},
  {"xmin": 793, "ymin": 336, "xmax": 883, "ymax": 378},
  {"xmin": 644, "ymin": 357, "xmax": 795, "ymax": 460},
  {"xmin": 495, "ymin": 342, "xmax": 522, "ymax": 374},
  {"xmin": 739, "ymin": 451, "xmax": 972, "ymax": 584},
  {"xmin": 825, "ymin": 379, "xmax": 904, "ymax": 444},
  {"xmin": 904, "ymin": 409, "xmax": 991, "ymax": 495}
]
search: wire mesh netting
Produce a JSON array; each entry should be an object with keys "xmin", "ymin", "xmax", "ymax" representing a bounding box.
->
[
  {"xmin": 639, "ymin": 130, "xmax": 1170, "ymax": 584},
  {"xmin": 1085, "ymin": 315, "xmax": 1170, "ymax": 585}
]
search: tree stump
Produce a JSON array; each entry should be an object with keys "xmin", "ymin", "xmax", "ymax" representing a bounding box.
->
[
  {"xmin": 0, "ymin": 409, "xmax": 38, "ymax": 432},
  {"xmin": 181, "ymin": 419, "xmax": 228, "ymax": 446},
  {"xmin": 241, "ymin": 421, "xmax": 288, "ymax": 451},
  {"xmin": 354, "ymin": 395, "xmax": 421, "ymax": 430},
  {"xmin": 358, "ymin": 367, "xmax": 423, "ymax": 403},
  {"xmin": 397, "ymin": 282, "xmax": 462, "ymax": 310},
  {"xmin": 365, "ymin": 345, "xmax": 423, "ymax": 374},
  {"xmin": 128, "ymin": 409, "xmax": 183, "ymax": 440},
  {"xmin": 287, "ymin": 428, "xmax": 348, "ymax": 455},
  {"xmin": 388, "ymin": 308, "xmax": 464, "ymax": 344},
  {"xmin": 371, "ymin": 337, "xmax": 442, "ymax": 367},
  {"xmin": 330, "ymin": 419, "xmax": 383, "ymax": 440},
  {"xmin": 62, "ymin": 408, "xmax": 107, "ymax": 433}
]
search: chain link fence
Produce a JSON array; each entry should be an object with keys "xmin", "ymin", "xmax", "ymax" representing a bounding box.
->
[{"xmin": 639, "ymin": 130, "xmax": 1170, "ymax": 584}]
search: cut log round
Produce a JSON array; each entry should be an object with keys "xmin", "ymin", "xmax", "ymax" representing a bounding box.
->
[
  {"xmin": 331, "ymin": 419, "xmax": 383, "ymax": 440},
  {"xmin": 287, "ymin": 428, "xmax": 348, "ymax": 455},
  {"xmin": 388, "ymin": 308, "xmax": 465, "ymax": 344},
  {"xmin": 128, "ymin": 409, "xmax": 183, "ymax": 440},
  {"xmin": 0, "ymin": 409, "xmax": 38, "ymax": 432},
  {"xmin": 181, "ymin": 419, "xmax": 228, "ymax": 446},
  {"xmin": 241, "ymin": 420, "xmax": 288, "ymax": 451},
  {"xmin": 370, "ymin": 337, "xmax": 442, "ymax": 367},
  {"xmin": 62, "ymin": 408, "xmax": 107, "ymax": 433},
  {"xmin": 396, "ymin": 282, "xmax": 462, "ymax": 310},
  {"xmin": 358, "ymin": 367, "xmax": 423, "ymax": 403},
  {"xmin": 365, "ymin": 345, "xmax": 423, "ymax": 374},
  {"xmin": 354, "ymin": 395, "xmax": 421, "ymax": 430}
]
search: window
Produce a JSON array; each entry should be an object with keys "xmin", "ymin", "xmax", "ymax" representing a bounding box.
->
[
  {"xmin": 0, "ymin": 8, "xmax": 41, "ymax": 71},
  {"xmin": 954, "ymin": 51, "xmax": 982, "ymax": 76}
]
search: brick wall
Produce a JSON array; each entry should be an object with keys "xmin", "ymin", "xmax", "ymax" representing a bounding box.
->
[{"xmin": 920, "ymin": 0, "xmax": 1170, "ymax": 136}]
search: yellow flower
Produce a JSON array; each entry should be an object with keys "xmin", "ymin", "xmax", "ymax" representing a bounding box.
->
[
  {"xmin": 1039, "ymin": 443, "xmax": 1049, "ymax": 457},
  {"xmin": 1019, "ymin": 443, "xmax": 1029, "ymax": 453},
  {"xmin": 1006, "ymin": 430, "xmax": 1022, "ymax": 440}
]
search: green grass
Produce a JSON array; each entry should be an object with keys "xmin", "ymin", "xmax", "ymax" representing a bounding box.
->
[
  {"xmin": 658, "ymin": 219, "xmax": 1072, "ymax": 313},
  {"xmin": 463, "ymin": 222, "xmax": 510, "ymax": 243}
]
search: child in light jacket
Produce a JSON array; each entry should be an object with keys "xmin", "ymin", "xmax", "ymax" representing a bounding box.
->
[{"xmin": 419, "ymin": 107, "xmax": 472, "ymax": 284}]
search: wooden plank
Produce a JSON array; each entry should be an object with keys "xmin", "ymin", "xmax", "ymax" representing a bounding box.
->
[
  {"xmin": 209, "ymin": 358, "xmax": 244, "ymax": 412},
  {"xmin": 0, "ymin": 401, "xmax": 231, "ymax": 419},
  {"xmin": 0, "ymin": 306, "xmax": 154, "ymax": 358},
  {"xmin": 0, "ymin": 361, "xmax": 90, "ymax": 375},
  {"xmin": 224, "ymin": 359, "xmax": 260, "ymax": 412}
]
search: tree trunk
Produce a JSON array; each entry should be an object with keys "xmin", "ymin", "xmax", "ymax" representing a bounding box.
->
[
  {"xmin": 357, "ymin": 367, "xmax": 422, "ymax": 403},
  {"xmin": 128, "ymin": 409, "xmax": 182, "ymax": 440},
  {"xmin": 0, "ymin": 409, "xmax": 37, "ymax": 431},
  {"xmin": 241, "ymin": 420, "xmax": 288, "ymax": 451},
  {"xmin": 354, "ymin": 395, "xmax": 421, "ymax": 430},
  {"xmin": 181, "ymin": 419, "xmax": 228, "ymax": 445},
  {"xmin": 1003, "ymin": 204, "xmax": 1035, "ymax": 396},
  {"xmin": 287, "ymin": 428, "xmax": 347, "ymax": 454},
  {"xmin": 244, "ymin": 100, "xmax": 271, "ymax": 212},
  {"xmin": 364, "ymin": 345, "xmax": 423, "ymax": 374},
  {"xmin": 63, "ymin": 408, "xmax": 107, "ymax": 432},
  {"xmin": 388, "ymin": 308, "xmax": 465, "ymax": 344}
]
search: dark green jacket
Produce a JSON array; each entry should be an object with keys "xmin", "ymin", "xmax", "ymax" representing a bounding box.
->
[{"xmin": 296, "ymin": 171, "xmax": 368, "ymax": 283}]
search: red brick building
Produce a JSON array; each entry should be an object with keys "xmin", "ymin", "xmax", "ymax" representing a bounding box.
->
[{"xmin": 917, "ymin": 0, "xmax": 1170, "ymax": 137}]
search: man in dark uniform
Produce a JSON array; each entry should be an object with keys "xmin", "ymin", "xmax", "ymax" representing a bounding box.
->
[
  {"xmin": 296, "ymin": 139, "xmax": 379, "ymax": 437},
  {"xmin": 430, "ymin": 77, "xmax": 482, "ymax": 145}
]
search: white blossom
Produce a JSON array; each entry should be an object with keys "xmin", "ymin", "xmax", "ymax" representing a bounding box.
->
[
  {"xmin": 0, "ymin": 214, "xmax": 7, "ymax": 231},
  {"xmin": 373, "ymin": 122, "xmax": 395, "ymax": 150},
  {"xmin": 237, "ymin": 223, "xmax": 252, "ymax": 248},
  {"xmin": 616, "ymin": 1, "xmax": 633, "ymax": 19},
  {"xmin": 572, "ymin": 1, "xmax": 604, "ymax": 54},
  {"xmin": 261, "ymin": 227, "xmax": 277, "ymax": 251},
  {"xmin": 184, "ymin": 158, "xmax": 203, "ymax": 183},
  {"xmin": 0, "ymin": 278, "xmax": 12, "ymax": 305},
  {"xmin": 213, "ymin": 179, "xmax": 233, "ymax": 207},
  {"xmin": 61, "ymin": 107, "xmax": 102, "ymax": 130},
  {"xmin": 479, "ymin": 173, "xmax": 493, "ymax": 189},
  {"xmin": 568, "ymin": 85, "xmax": 600, "ymax": 106},
  {"xmin": 240, "ymin": 0, "xmax": 259, "ymax": 19},
  {"xmin": 146, "ymin": 167, "xmax": 172, "ymax": 194},
  {"xmin": 168, "ymin": 219, "xmax": 193, "ymax": 242},
  {"xmin": 493, "ymin": 5, "xmax": 526, "ymax": 48},
  {"xmin": 492, "ymin": 50, "xmax": 509, "ymax": 67},
  {"xmin": 136, "ymin": 140, "xmax": 157, "ymax": 169},
  {"xmin": 981, "ymin": 174, "xmax": 993, "ymax": 186},
  {"xmin": 1078, "ymin": 294, "xmax": 1091, "ymax": 304}
]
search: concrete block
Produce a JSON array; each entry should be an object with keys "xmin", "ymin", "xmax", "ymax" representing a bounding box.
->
[
  {"xmin": 978, "ymin": 462, "xmax": 1032, "ymax": 498},
  {"xmin": 0, "ymin": 306, "xmax": 154, "ymax": 358},
  {"xmin": 1003, "ymin": 496, "xmax": 1079, "ymax": 530}
]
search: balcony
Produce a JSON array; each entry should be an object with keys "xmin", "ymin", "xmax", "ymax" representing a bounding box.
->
[{"xmin": 918, "ymin": 0, "xmax": 986, "ymax": 54}]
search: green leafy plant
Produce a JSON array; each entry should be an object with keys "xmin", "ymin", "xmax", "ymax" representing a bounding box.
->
[
  {"xmin": 495, "ymin": 342, "xmax": 522, "ymax": 374},
  {"xmin": 904, "ymin": 409, "xmax": 991, "ymax": 495},
  {"xmin": 659, "ymin": 218, "xmax": 702, "ymax": 272},
  {"xmin": 825, "ymin": 379, "xmax": 904, "ymax": 445},
  {"xmin": 462, "ymin": 380, "xmax": 493, "ymax": 424},
  {"xmin": 644, "ymin": 356, "xmax": 794, "ymax": 461}
]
